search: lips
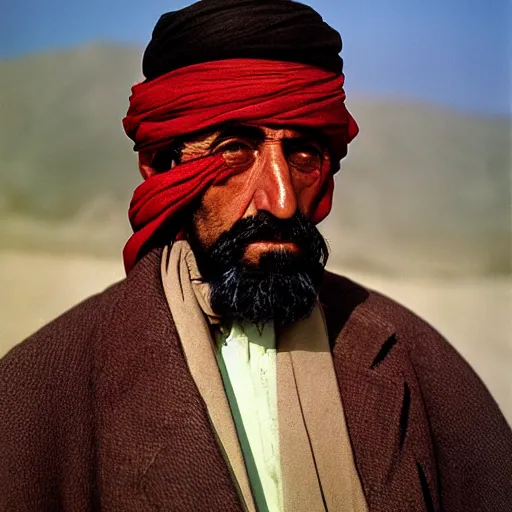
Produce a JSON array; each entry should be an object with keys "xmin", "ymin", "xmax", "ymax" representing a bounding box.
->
[{"xmin": 248, "ymin": 241, "xmax": 299, "ymax": 251}]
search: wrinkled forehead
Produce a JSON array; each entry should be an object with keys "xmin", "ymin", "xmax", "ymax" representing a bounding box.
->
[
  {"xmin": 148, "ymin": 122, "xmax": 333, "ymax": 171},
  {"xmin": 178, "ymin": 122, "xmax": 331, "ymax": 147},
  {"xmin": 146, "ymin": 123, "xmax": 336, "ymax": 171}
]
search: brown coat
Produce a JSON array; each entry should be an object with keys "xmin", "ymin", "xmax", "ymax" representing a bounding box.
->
[{"xmin": 1, "ymin": 248, "xmax": 511, "ymax": 511}]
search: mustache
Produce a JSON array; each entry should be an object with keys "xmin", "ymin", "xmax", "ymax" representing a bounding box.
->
[
  {"xmin": 187, "ymin": 210, "xmax": 329, "ymax": 326},
  {"xmin": 207, "ymin": 211, "xmax": 327, "ymax": 266}
]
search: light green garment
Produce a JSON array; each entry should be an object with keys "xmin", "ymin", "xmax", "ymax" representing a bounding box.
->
[{"xmin": 214, "ymin": 322, "xmax": 283, "ymax": 512}]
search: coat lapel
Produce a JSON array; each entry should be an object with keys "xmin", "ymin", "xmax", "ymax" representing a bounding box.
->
[{"xmin": 320, "ymin": 271, "xmax": 439, "ymax": 511}]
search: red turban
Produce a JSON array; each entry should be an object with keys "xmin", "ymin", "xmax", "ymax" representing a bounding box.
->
[{"xmin": 122, "ymin": 58, "xmax": 358, "ymax": 273}]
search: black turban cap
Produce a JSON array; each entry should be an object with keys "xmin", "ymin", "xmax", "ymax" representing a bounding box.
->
[{"xmin": 143, "ymin": 0, "xmax": 343, "ymax": 80}]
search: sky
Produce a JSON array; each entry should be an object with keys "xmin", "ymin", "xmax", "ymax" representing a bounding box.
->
[{"xmin": 1, "ymin": 0, "xmax": 510, "ymax": 115}]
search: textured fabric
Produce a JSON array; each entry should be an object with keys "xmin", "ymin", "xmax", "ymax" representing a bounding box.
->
[
  {"xmin": 124, "ymin": 60, "xmax": 357, "ymax": 157},
  {"xmin": 161, "ymin": 241, "xmax": 365, "ymax": 511},
  {"xmin": 215, "ymin": 323, "xmax": 282, "ymax": 512},
  {"xmin": 142, "ymin": 0, "xmax": 344, "ymax": 79},
  {"xmin": 160, "ymin": 243, "xmax": 256, "ymax": 511},
  {"xmin": 1, "ymin": 247, "xmax": 511, "ymax": 511},
  {"xmin": 122, "ymin": 58, "xmax": 358, "ymax": 272},
  {"xmin": 278, "ymin": 305, "xmax": 368, "ymax": 511}
]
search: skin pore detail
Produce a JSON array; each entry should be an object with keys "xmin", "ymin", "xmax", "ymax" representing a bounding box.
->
[
  {"xmin": 181, "ymin": 133, "xmax": 219, "ymax": 162},
  {"xmin": 144, "ymin": 124, "xmax": 332, "ymax": 327},
  {"xmin": 175, "ymin": 124, "xmax": 331, "ymax": 264}
]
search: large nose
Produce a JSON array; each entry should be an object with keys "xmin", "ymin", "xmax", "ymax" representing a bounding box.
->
[{"xmin": 250, "ymin": 142, "xmax": 297, "ymax": 219}]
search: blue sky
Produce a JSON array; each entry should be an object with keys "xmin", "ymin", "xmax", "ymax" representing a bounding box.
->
[{"xmin": 1, "ymin": 0, "xmax": 510, "ymax": 115}]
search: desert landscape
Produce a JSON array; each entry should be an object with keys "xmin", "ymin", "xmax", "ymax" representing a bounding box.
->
[
  {"xmin": 0, "ymin": 45, "xmax": 510, "ymax": 423},
  {"xmin": 1, "ymin": 250, "xmax": 510, "ymax": 424}
]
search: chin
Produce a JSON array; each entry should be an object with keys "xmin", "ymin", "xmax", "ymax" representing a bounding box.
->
[{"xmin": 208, "ymin": 248, "xmax": 326, "ymax": 328}]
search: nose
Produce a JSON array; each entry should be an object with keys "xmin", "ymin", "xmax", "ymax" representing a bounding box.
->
[{"xmin": 250, "ymin": 141, "xmax": 297, "ymax": 219}]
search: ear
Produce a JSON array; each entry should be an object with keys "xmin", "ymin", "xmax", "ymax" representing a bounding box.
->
[{"xmin": 138, "ymin": 150, "xmax": 158, "ymax": 180}]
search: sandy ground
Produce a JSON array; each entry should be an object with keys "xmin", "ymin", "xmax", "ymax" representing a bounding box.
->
[{"xmin": 0, "ymin": 250, "xmax": 510, "ymax": 424}]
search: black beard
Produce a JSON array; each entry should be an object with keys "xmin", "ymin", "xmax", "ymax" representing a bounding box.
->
[{"xmin": 188, "ymin": 211, "xmax": 329, "ymax": 328}]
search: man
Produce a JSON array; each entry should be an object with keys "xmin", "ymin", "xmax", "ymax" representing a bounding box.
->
[{"xmin": 1, "ymin": 1, "xmax": 511, "ymax": 511}]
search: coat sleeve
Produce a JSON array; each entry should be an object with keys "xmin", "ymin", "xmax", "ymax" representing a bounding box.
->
[
  {"xmin": 408, "ymin": 323, "xmax": 512, "ymax": 511},
  {"xmin": 0, "ymin": 294, "xmax": 103, "ymax": 512}
]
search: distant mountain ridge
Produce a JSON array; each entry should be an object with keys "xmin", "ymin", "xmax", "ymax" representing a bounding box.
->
[{"xmin": 0, "ymin": 44, "xmax": 510, "ymax": 276}]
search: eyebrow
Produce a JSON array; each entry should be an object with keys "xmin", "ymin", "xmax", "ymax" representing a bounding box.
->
[
  {"xmin": 209, "ymin": 123, "xmax": 329, "ymax": 149},
  {"xmin": 209, "ymin": 124, "xmax": 265, "ymax": 148}
]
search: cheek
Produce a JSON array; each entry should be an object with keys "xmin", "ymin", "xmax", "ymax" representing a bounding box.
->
[
  {"xmin": 292, "ymin": 170, "xmax": 324, "ymax": 217},
  {"xmin": 192, "ymin": 167, "xmax": 326, "ymax": 245},
  {"xmin": 192, "ymin": 177, "xmax": 251, "ymax": 247}
]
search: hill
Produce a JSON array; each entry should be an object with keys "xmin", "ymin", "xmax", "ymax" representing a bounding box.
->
[{"xmin": 0, "ymin": 44, "xmax": 510, "ymax": 276}]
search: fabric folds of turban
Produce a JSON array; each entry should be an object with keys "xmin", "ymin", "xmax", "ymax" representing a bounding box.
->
[
  {"xmin": 143, "ymin": 0, "xmax": 344, "ymax": 79},
  {"xmin": 121, "ymin": 0, "xmax": 359, "ymax": 273}
]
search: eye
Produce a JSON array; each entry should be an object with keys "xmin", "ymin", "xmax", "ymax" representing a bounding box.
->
[
  {"xmin": 287, "ymin": 144, "xmax": 324, "ymax": 173},
  {"xmin": 213, "ymin": 139, "xmax": 255, "ymax": 168}
]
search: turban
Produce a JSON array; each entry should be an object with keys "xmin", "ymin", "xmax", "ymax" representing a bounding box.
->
[
  {"xmin": 122, "ymin": 0, "xmax": 358, "ymax": 273},
  {"xmin": 142, "ymin": 0, "xmax": 344, "ymax": 78}
]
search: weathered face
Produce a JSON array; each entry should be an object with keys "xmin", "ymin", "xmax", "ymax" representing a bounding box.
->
[
  {"xmin": 139, "ymin": 123, "xmax": 331, "ymax": 326},
  {"xmin": 180, "ymin": 124, "xmax": 330, "ymax": 264}
]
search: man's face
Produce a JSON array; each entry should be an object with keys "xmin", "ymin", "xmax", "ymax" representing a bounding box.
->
[
  {"xmin": 146, "ymin": 124, "xmax": 331, "ymax": 327},
  {"xmin": 184, "ymin": 125, "xmax": 330, "ymax": 264}
]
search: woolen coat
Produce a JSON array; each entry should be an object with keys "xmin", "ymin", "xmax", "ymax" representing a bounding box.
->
[{"xmin": 1, "ymin": 248, "xmax": 511, "ymax": 511}]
